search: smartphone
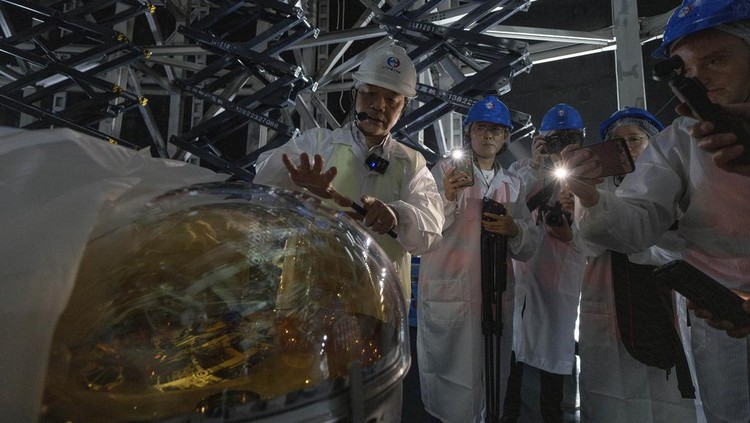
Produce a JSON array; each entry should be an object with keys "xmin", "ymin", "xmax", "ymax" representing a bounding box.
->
[
  {"xmin": 653, "ymin": 56, "xmax": 750, "ymax": 165},
  {"xmin": 451, "ymin": 149, "xmax": 475, "ymax": 187},
  {"xmin": 481, "ymin": 197, "xmax": 505, "ymax": 222},
  {"xmin": 653, "ymin": 260, "xmax": 750, "ymax": 328},
  {"xmin": 579, "ymin": 138, "xmax": 635, "ymax": 178}
]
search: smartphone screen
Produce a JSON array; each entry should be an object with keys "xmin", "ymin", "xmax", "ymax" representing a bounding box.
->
[
  {"xmin": 451, "ymin": 149, "xmax": 475, "ymax": 186},
  {"xmin": 580, "ymin": 138, "xmax": 635, "ymax": 178}
]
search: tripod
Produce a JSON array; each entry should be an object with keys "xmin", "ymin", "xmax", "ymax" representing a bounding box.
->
[{"xmin": 480, "ymin": 197, "xmax": 508, "ymax": 423}]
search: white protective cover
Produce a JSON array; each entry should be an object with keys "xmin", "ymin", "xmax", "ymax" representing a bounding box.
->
[{"xmin": 0, "ymin": 128, "xmax": 221, "ymax": 422}]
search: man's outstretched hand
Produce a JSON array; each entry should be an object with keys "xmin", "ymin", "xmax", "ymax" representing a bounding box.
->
[
  {"xmin": 280, "ymin": 152, "xmax": 398, "ymax": 238},
  {"xmin": 281, "ymin": 152, "xmax": 352, "ymax": 208}
]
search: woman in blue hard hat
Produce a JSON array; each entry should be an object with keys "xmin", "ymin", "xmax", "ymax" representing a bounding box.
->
[
  {"xmin": 562, "ymin": 1, "xmax": 750, "ymax": 421},
  {"xmin": 417, "ymin": 96, "xmax": 539, "ymax": 423},
  {"xmin": 575, "ymin": 108, "xmax": 701, "ymax": 423},
  {"xmin": 538, "ymin": 103, "xmax": 586, "ymax": 158},
  {"xmin": 504, "ymin": 103, "xmax": 586, "ymax": 423},
  {"xmin": 599, "ymin": 107, "xmax": 664, "ymax": 165}
]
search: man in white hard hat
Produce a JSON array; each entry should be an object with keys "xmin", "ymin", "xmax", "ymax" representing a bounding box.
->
[{"xmin": 254, "ymin": 43, "xmax": 444, "ymax": 306}]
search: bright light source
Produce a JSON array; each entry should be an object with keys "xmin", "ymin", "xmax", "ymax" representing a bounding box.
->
[
  {"xmin": 554, "ymin": 167, "xmax": 569, "ymax": 179},
  {"xmin": 450, "ymin": 149, "xmax": 465, "ymax": 160}
]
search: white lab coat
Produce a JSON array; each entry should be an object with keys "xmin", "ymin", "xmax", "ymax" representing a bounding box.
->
[
  {"xmin": 577, "ymin": 206, "xmax": 699, "ymax": 422},
  {"xmin": 254, "ymin": 122, "xmax": 444, "ymax": 301},
  {"xmin": 512, "ymin": 208, "xmax": 584, "ymax": 376},
  {"xmin": 417, "ymin": 158, "xmax": 538, "ymax": 423},
  {"xmin": 577, "ymin": 116, "xmax": 750, "ymax": 423},
  {"xmin": 0, "ymin": 128, "xmax": 221, "ymax": 422},
  {"xmin": 509, "ymin": 160, "xmax": 584, "ymax": 376}
]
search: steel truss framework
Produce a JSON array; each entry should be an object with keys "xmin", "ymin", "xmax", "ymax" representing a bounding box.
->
[{"xmin": 0, "ymin": 0, "xmax": 673, "ymax": 179}]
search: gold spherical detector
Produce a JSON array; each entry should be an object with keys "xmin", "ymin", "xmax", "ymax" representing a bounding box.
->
[{"xmin": 42, "ymin": 182, "xmax": 409, "ymax": 422}]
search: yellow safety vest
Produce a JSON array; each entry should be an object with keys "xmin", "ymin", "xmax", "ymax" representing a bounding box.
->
[{"xmin": 325, "ymin": 140, "xmax": 420, "ymax": 302}]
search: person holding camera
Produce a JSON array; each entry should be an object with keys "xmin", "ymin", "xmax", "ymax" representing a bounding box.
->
[
  {"xmin": 561, "ymin": 3, "xmax": 750, "ymax": 420},
  {"xmin": 502, "ymin": 103, "xmax": 586, "ymax": 423},
  {"xmin": 686, "ymin": 102, "xmax": 750, "ymax": 179},
  {"xmin": 572, "ymin": 107, "xmax": 701, "ymax": 423},
  {"xmin": 416, "ymin": 96, "xmax": 538, "ymax": 423},
  {"xmin": 253, "ymin": 43, "xmax": 444, "ymax": 305}
]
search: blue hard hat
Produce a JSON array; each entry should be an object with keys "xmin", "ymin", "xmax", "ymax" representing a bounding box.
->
[
  {"xmin": 463, "ymin": 96, "xmax": 512, "ymax": 129},
  {"xmin": 539, "ymin": 103, "xmax": 585, "ymax": 132},
  {"xmin": 652, "ymin": 0, "xmax": 750, "ymax": 58},
  {"xmin": 599, "ymin": 107, "xmax": 665, "ymax": 140}
]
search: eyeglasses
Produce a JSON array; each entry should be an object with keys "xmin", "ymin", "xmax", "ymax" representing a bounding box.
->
[
  {"xmin": 611, "ymin": 135, "xmax": 647, "ymax": 145},
  {"xmin": 471, "ymin": 124, "xmax": 507, "ymax": 137}
]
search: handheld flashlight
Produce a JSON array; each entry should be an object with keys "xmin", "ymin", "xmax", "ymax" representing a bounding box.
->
[{"xmin": 553, "ymin": 166, "xmax": 569, "ymax": 180}]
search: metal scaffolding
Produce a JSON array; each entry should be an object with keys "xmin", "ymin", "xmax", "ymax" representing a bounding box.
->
[{"xmin": 0, "ymin": 0, "xmax": 672, "ymax": 179}]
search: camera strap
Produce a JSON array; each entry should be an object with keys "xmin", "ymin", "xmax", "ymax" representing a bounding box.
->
[
  {"xmin": 479, "ymin": 168, "xmax": 495, "ymax": 187},
  {"xmin": 477, "ymin": 161, "xmax": 504, "ymax": 200}
]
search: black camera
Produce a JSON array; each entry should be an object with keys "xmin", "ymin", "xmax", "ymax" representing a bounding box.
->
[
  {"xmin": 539, "ymin": 201, "xmax": 572, "ymax": 227},
  {"xmin": 543, "ymin": 131, "xmax": 584, "ymax": 154},
  {"xmin": 482, "ymin": 197, "xmax": 506, "ymax": 222},
  {"xmin": 653, "ymin": 55, "xmax": 750, "ymax": 165},
  {"xmin": 365, "ymin": 153, "xmax": 389, "ymax": 174}
]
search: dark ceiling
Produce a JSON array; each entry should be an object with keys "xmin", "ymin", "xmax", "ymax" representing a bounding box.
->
[{"xmin": 499, "ymin": 0, "xmax": 682, "ymax": 150}]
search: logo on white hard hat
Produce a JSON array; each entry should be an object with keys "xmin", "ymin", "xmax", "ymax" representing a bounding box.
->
[{"xmin": 386, "ymin": 56, "xmax": 401, "ymax": 68}]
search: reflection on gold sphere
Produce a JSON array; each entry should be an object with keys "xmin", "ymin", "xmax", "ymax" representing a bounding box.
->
[{"xmin": 42, "ymin": 183, "xmax": 406, "ymax": 422}]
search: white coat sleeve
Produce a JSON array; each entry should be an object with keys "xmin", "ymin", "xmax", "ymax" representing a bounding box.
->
[
  {"xmin": 430, "ymin": 159, "xmax": 459, "ymax": 230},
  {"xmin": 507, "ymin": 182, "xmax": 540, "ymax": 262},
  {"xmin": 253, "ymin": 129, "xmax": 325, "ymax": 190},
  {"xmin": 570, "ymin": 192, "xmax": 608, "ymax": 258},
  {"xmin": 577, "ymin": 126, "xmax": 686, "ymax": 254},
  {"xmin": 388, "ymin": 163, "xmax": 445, "ymax": 256},
  {"xmin": 508, "ymin": 158, "xmax": 544, "ymax": 201}
]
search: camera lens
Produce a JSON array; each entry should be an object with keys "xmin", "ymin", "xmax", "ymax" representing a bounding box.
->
[
  {"xmin": 546, "ymin": 210, "xmax": 563, "ymax": 226},
  {"xmin": 544, "ymin": 132, "xmax": 583, "ymax": 154}
]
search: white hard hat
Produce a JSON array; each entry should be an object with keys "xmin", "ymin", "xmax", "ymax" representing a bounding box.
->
[{"xmin": 353, "ymin": 44, "xmax": 417, "ymax": 98}]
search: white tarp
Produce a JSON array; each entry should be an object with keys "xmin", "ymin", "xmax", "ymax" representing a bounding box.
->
[{"xmin": 0, "ymin": 128, "xmax": 222, "ymax": 421}]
